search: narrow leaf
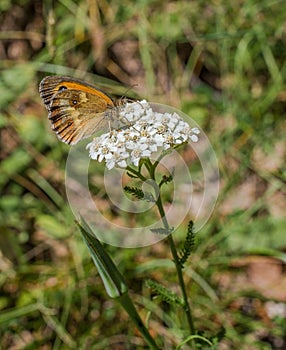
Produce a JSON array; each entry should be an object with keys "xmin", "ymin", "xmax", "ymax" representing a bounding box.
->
[
  {"xmin": 126, "ymin": 171, "xmax": 138, "ymax": 179},
  {"xmin": 77, "ymin": 219, "xmax": 128, "ymax": 298}
]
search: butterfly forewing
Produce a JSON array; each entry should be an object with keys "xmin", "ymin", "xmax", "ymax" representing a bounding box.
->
[
  {"xmin": 39, "ymin": 76, "xmax": 116, "ymax": 145},
  {"xmin": 49, "ymin": 89, "xmax": 110, "ymax": 144}
]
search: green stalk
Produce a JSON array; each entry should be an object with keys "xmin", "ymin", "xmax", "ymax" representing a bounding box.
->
[
  {"xmin": 167, "ymin": 234, "xmax": 195, "ymax": 335},
  {"xmin": 147, "ymin": 160, "xmax": 196, "ymax": 344},
  {"xmin": 124, "ymin": 159, "xmax": 196, "ymax": 346}
]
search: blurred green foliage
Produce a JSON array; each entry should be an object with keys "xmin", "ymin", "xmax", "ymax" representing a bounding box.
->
[{"xmin": 0, "ymin": 0, "xmax": 285, "ymax": 349}]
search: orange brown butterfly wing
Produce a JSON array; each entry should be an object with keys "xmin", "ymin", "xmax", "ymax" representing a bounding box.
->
[{"xmin": 39, "ymin": 76, "xmax": 115, "ymax": 145}]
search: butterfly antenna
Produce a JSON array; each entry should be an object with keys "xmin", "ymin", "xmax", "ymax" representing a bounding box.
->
[{"xmin": 119, "ymin": 84, "xmax": 138, "ymax": 104}]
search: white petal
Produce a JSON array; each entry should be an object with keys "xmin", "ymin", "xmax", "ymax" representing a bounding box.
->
[{"xmin": 190, "ymin": 135, "xmax": 199, "ymax": 142}]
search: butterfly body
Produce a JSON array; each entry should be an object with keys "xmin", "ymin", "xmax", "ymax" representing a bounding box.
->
[{"xmin": 39, "ymin": 76, "xmax": 117, "ymax": 145}]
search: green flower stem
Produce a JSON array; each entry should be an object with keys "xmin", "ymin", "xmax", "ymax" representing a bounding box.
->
[
  {"xmin": 168, "ymin": 235, "xmax": 196, "ymax": 335},
  {"xmin": 126, "ymin": 166, "xmax": 147, "ymax": 182},
  {"xmin": 156, "ymin": 192, "xmax": 195, "ymax": 337},
  {"xmin": 147, "ymin": 159, "xmax": 196, "ymax": 340},
  {"xmin": 127, "ymin": 159, "xmax": 196, "ymax": 345}
]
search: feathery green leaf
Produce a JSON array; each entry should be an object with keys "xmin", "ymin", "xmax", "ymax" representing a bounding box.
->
[
  {"xmin": 146, "ymin": 279, "xmax": 184, "ymax": 307},
  {"xmin": 178, "ymin": 221, "xmax": 196, "ymax": 268},
  {"xmin": 159, "ymin": 173, "xmax": 174, "ymax": 187},
  {"xmin": 124, "ymin": 186, "xmax": 155, "ymax": 202},
  {"xmin": 150, "ymin": 227, "xmax": 174, "ymax": 235}
]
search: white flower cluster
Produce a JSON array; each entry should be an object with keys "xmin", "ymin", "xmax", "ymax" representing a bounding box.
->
[{"xmin": 87, "ymin": 101, "xmax": 200, "ymax": 169}]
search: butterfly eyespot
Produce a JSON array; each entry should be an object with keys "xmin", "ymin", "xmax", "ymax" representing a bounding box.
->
[
  {"xmin": 73, "ymin": 100, "xmax": 77, "ymax": 105},
  {"xmin": 58, "ymin": 85, "xmax": 67, "ymax": 92}
]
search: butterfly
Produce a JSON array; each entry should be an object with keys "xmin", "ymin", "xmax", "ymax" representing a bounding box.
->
[{"xmin": 39, "ymin": 76, "xmax": 121, "ymax": 145}]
